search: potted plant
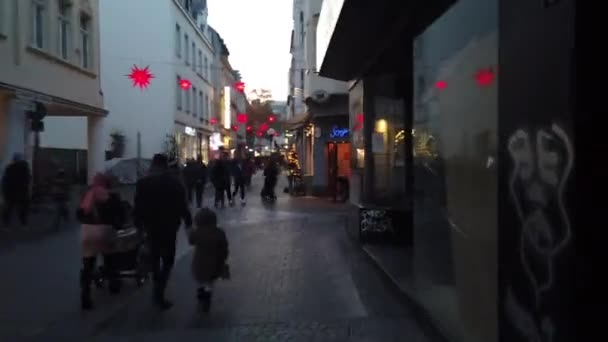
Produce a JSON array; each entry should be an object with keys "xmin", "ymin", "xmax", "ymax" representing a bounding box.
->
[{"xmin": 109, "ymin": 130, "xmax": 126, "ymax": 159}]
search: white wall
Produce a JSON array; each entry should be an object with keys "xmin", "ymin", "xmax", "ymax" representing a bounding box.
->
[
  {"xmin": 172, "ymin": 1, "xmax": 215, "ymax": 134},
  {"xmin": 98, "ymin": 0, "xmax": 175, "ymax": 159},
  {"xmin": 0, "ymin": 0, "xmax": 103, "ymax": 109},
  {"xmin": 40, "ymin": 117, "xmax": 87, "ymax": 150},
  {"xmin": 303, "ymin": 0, "xmax": 348, "ymax": 98}
]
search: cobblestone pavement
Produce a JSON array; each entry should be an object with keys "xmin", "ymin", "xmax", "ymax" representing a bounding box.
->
[{"xmin": 5, "ymin": 174, "xmax": 443, "ymax": 341}]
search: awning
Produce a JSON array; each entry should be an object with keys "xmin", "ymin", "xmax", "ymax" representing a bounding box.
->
[
  {"xmin": 282, "ymin": 112, "xmax": 311, "ymax": 130},
  {"xmin": 0, "ymin": 81, "xmax": 107, "ymax": 117},
  {"xmin": 317, "ymin": 0, "xmax": 455, "ymax": 81}
]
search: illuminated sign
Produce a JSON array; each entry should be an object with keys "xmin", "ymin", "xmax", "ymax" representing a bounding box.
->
[
  {"xmin": 210, "ymin": 133, "xmax": 223, "ymax": 151},
  {"xmin": 184, "ymin": 126, "xmax": 196, "ymax": 136},
  {"xmin": 223, "ymin": 86, "xmax": 231, "ymax": 129},
  {"xmin": 329, "ymin": 126, "xmax": 349, "ymax": 138}
]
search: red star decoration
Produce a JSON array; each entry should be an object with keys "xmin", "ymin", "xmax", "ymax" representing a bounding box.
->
[{"xmin": 127, "ymin": 65, "xmax": 154, "ymax": 90}]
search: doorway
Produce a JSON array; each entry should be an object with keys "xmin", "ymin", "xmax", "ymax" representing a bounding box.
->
[{"xmin": 327, "ymin": 141, "xmax": 351, "ymax": 200}]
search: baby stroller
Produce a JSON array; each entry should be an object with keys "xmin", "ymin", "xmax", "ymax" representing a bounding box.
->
[{"xmin": 94, "ymin": 201, "xmax": 148, "ymax": 293}]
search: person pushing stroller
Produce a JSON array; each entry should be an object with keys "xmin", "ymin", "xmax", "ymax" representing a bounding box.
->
[{"xmin": 260, "ymin": 154, "xmax": 279, "ymax": 203}]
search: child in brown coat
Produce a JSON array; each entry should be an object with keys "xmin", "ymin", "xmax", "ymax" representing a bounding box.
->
[{"xmin": 188, "ymin": 208, "xmax": 229, "ymax": 311}]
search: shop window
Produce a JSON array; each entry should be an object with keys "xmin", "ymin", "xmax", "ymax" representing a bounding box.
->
[
  {"xmin": 371, "ymin": 96, "xmax": 406, "ymax": 203},
  {"xmin": 412, "ymin": 0, "xmax": 498, "ymax": 340}
]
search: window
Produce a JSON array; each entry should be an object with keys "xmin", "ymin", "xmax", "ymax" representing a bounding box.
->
[
  {"xmin": 184, "ymin": 34, "xmax": 189, "ymax": 64},
  {"xmin": 205, "ymin": 94, "xmax": 210, "ymax": 121},
  {"xmin": 176, "ymin": 76, "xmax": 182, "ymax": 110},
  {"xmin": 197, "ymin": 49, "xmax": 202, "ymax": 74},
  {"xmin": 31, "ymin": 0, "xmax": 47, "ymax": 49},
  {"xmin": 192, "ymin": 87, "xmax": 197, "ymax": 117},
  {"xmin": 57, "ymin": 1, "xmax": 71, "ymax": 60},
  {"xmin": 0, "ymin": 0, "xmax": 8, "ymax": 37},
  {"xmin": 185, "ymin": 84, "xmax": 191, "ymax": 112},
  {"xmin": 191, "ymin": 42, "xmax": 195, "ymax": 71},
  {"xmin": 198, "ymin": 91, "xmax": 203, "ymax": 119},
  {"xmin": 80, "ymin": 12, "xmax": 92, "ymax": 69},
  {"xmin": 203, "ymin": 56, "xmax": 208, "ymax": 79},
  {"xmin": 175, "ymin": 24, "xmax": 181, "ymax": 57},
  {"xmin": 300, "ymin": 12, "xmax": 304, "ymax": 43}
]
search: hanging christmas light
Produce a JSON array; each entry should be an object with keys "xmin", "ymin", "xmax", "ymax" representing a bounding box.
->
[
  {"xmin": 256, "ymin": 131, "xmax": 263, "ymax": 137},
  {"xmin": 232, "ymin": 125, "xmax": 239, "ymax": 132},
  {"xmin": 475, "ymin": 68, "xmax": 495, "ymax": 87},
  {"xmin": 179, "ymin": 79, "xmax": 192, "ymax": 90},
  {"xmin": 268, "ymin": 114, "xmax": 276, "ymax": 123},
  {"xmin": 234, "ymin": 81, "xmax": 245, "ymax": 93},
  {"xmin": 126, "ymin": 65, "xmax": 154, "ymax": 90},
  {"xmin": 237, "ymin": 113, "xmax": 247, "ymax": 124},
  {"xmin": 210, "ymin": 118, "xmax": 218, "ymax": 125},
  {"xmin": 259, "ymin": 122, "xmax": 269, "ymax": 132},
  {"xmin": 246, "ymin": 125, "xmax": 252, "ymax": 132}
]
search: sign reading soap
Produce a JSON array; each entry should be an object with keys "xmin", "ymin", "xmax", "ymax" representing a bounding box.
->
[{"xmin": 330, "ymin": 126, "xmax": 349, "ymax": 139}]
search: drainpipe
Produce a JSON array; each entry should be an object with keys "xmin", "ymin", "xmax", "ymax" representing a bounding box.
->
[{"xmin": 12, "ymin": 0, "xmax": 20, "ymax": 65}]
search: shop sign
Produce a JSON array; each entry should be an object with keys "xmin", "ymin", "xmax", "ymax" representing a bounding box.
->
[
  {"xmin": 184, "ymin": 126, "xmax": 196, "ymax": 136},
  {"xmin": 330, "ymin": 126, "xmax": 349, "ymax": 138},
  {"xmin": 210, "ymin": 132, "xmax": 223, "ymax": 150}
]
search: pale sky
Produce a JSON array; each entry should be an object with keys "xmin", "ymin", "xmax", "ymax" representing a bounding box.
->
[{"xmin": 207, "ymin": 0, "xmax": 293, "ymax": 101}]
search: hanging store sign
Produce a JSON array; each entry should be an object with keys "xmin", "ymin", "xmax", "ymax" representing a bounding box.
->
[
  {"xmin": 210, "ymin": 132, "xmax": 223, "ymax": 150},
  {"xmin": 184, "ymin": 126, "xmax": 196, "ymax": 136},
  {"xmin": 329, "ymin": 126, "xmax": 349, "ymax": 138}
]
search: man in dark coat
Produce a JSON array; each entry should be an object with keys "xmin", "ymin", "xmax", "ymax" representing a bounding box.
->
[
  {"xmin": 182, "ymin": 159, "xmax": 197, "ymax": 204},
  {"xmin": 2, "ymin": 153, "xmax": 31, "ymax": 226},
  {"xmin": 231, "ymin": 156, "xmax": 247, "ymax": 205},
  {"xmin": 134, "ymin": 154, "xmax": 192, "ymax": 310},
  {"xmin": 193, "ymin": 157, "xmax": 207, "ymax": 208},
  {"xmin": 211, "ymin": 151, "xmax": 232, "ymax": 208}
]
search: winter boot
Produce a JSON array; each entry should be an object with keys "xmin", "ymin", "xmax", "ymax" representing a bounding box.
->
[
  {"xmin": 80, "ymin": 269, "xmax": 94, "ymax": 310},
  {"xmin": 197, "ymin": 287, "xmax": 212, "ymax": 312}
]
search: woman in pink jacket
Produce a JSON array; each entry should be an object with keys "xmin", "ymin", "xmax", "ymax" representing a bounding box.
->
[{"xmin": 77, "ymin": 173, "xmax": 123, "ymax": 310}]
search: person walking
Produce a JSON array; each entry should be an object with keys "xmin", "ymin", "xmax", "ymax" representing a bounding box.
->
[
  {"xmin": 194, "ymin": 157, "xmax": 207, "ymax": 208},
  {"xmin": 261, "ymin": 154, "xmax": 280, "ymax": 202},
  {"xmin": 134, "ymin": 154, "xmax": 192, "ymax": 310},
  {"xmin": 2, "ymin": 153, "xmax": 31, "ymax": 227},
  {"xmin": 188, "ymin": 208, "xmax": 229, "ymax": 312},
  {"xmin": 231, "ymin": 156, "xmax": 247, "ymax": 205},
  {"xmin": 211, "ymin": 151, "xmax": 232, "ymax": 208},
  {"xmin": 76, "ymin": 173, "xmax": 124, "ymax": 310},
  {"xmin": 182, "ymin": 159, "xmax": 197, "ymax": 205},
  {"xmin": 51, "ymin": 168, "xmax": 70, "ymax": 230}
]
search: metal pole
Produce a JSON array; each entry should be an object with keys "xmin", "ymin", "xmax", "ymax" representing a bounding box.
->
[{"xmin": 136, "ymin": 131, "xmax": 141, "ymax": 179}]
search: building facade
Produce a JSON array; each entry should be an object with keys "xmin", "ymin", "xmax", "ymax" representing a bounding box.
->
[
  {"xmin": 38, "ymin": 0, "xmax": 216, "ymax": 166},
  {"xmin": 319, "ymin": 0, "xmax": 589, "ymax": 342},
  {"xmin": 287, "ymin": 0, "xmax": 349, "ymax": 197},
  {"xmin": 208, "ymin": 27, "xmax": 247, "ymax": 158},
  {"xmin": 0, "ymin": 0, "xmax": 106, "ymax": 185}
]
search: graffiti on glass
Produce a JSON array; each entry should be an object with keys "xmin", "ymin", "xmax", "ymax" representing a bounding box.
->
[
  {"xmin": 505, "ymin": 123, "xmax": 573, "ymax": 342},
  {"xmin": 360, "ymin": 210, "xmax": 393, "ymax": 234}
]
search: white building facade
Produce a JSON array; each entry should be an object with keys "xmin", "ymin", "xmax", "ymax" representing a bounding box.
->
[
  {"xmin": 288, "ymin": 0, "xmax": 349, "ymax": 195},
  {"xmin": 42, "ymin": 0, "xmax": 216, "ymax": 164},
  {"xmin": 0, "ymin": 0, "xmax": 106, "ymax": 184}
]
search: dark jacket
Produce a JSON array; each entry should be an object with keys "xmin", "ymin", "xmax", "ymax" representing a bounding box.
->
[
  {"xmin": 134, "ymin": 171, "xmax": 192, "ymax": 236},
  {"xmin": 210, "ymin": 159, "xmax": 230, "ymax": 188},
  {"xmin": 189, "ymin": 225, "xmax": 229, "ymax": 283},
  {"xmin": 264, "ymin": 162, "xmax": 279, "ymax": 180},
  {"xmin": 2, "ymin": 161, "xmax": 30, "ymax": 201},
  {"xmin": 231, "ymin": 160, "xmax": 247, "ymax": 184}
]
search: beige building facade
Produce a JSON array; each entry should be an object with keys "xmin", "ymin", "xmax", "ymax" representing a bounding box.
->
[{"xmin": 0, "ymin": 0, "xmax": 106, "ymax": 183}]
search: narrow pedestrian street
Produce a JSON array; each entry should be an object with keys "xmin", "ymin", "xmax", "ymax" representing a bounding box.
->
[{"xmin": 0, "ymin": 174, "xmax": 443, "ymax": 342}]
